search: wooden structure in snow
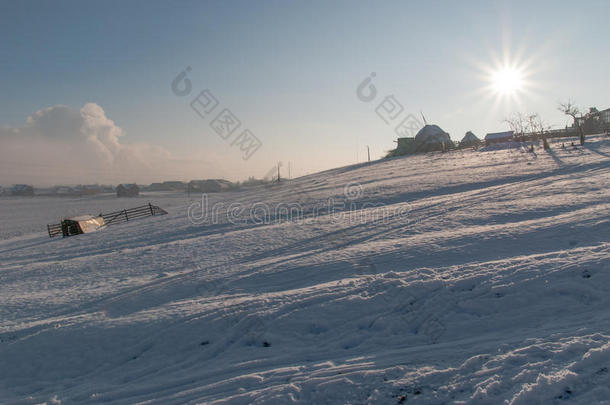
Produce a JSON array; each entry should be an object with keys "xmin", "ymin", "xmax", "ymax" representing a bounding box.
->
[
  {"xmin": 57, "ymin": 216, "xmax": 106, "ymax": 237},
  {"xmin": 47, "ymin": 203, "xmax": 168, "ymax": 238}
]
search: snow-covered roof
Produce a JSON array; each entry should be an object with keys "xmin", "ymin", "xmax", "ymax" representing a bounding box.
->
[
  {"xmin": 65, "ymin": 215, "xmax": 105, "ymax": 233},
  {"xmin": 414, "ymin": 125, "xmax": 451, "ymax": 143},
  {"xmin": 485, "ymin": 131, "xmax": 514, "ymax": 140},
  {"xmin": 411, "ymin": 124, "xmax": 452, "ymax": 153},
  {"xmin": 67, "ymin": 215, "xmax": 97, "ymax": 221}
]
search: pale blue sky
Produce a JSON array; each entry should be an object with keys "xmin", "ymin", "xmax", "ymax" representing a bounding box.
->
[{"xmin": 1, "ymin": 0, "xmax": 609, "ymax": 184}]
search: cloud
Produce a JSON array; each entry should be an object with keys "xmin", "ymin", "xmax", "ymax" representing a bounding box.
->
[{"xmin": 0, "ymin": 103, "xmax": 175, "ymax": 185}]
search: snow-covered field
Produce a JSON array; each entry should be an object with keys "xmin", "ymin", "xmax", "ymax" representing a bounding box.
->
[{"xmin": 1, "ymin": 136, "xmax": 609, "ymax": 404}]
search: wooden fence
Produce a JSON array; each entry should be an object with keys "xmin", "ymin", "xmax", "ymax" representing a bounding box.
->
[{"xmin": 47, "ymin": 203, "xmax": 168, "ymax": 238}]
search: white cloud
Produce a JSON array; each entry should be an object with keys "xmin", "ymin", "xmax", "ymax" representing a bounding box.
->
[{"xmin": 0, "ymin": 103, "xmax": 179, "ymax": 185}]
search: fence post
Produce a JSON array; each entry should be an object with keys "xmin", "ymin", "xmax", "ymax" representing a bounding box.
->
[
  {"xmin": 124, "ymin": 209, "xmax": 128, "ymax": 221},
  {"xmin": 149, "ymin": 202, "xmax": 154, "ymax": 216}
]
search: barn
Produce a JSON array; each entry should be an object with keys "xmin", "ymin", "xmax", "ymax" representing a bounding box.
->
[
  {"xmin": 485, "ymin": 131, "xmax": 514, "ymax": 146},
  {"xmin": 116, "ymin": 184, "xmax": 140, "ymax": 197}
]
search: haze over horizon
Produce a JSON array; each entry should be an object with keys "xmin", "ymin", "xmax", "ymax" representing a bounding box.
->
[{"xmin": 1, "ymin": 0, "xmax": 609, "ymax": 186}]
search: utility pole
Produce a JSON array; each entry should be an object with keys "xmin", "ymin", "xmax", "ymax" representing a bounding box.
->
[
  {"xmin": 277, "ymin": 161, "xmax": 281, "ymax": 182},
  {"xmin": 367, "ymin": 145, "xmax": 370, "ymax": 162}
]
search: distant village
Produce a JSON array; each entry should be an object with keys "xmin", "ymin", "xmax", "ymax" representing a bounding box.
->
[
  {"xmin": 4, "ymin": 106, "xmax": 609, "ymax": 198},
  {"xmin": 0, "ymin": 179, "xmax": 254, "ymax": 198}
]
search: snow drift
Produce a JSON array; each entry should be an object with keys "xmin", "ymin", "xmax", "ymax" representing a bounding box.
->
[{"xmin": 1, "ymin": 135, "xmax": 609, "ymax": 404}]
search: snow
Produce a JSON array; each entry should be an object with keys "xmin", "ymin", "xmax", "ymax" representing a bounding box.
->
[{"xmin": 1, "ymin": 135, "xmax": 610, "ymax": 404}]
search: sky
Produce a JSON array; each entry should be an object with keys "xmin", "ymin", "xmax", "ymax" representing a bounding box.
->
[{"xmin": 1, "ymin": 0, "xmax": 609, "ymax": 186}]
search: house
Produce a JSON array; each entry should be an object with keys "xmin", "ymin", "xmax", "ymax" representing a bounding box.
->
[
  {"xmin": 11, "ymin": 184, "xmax": 34, "ymax": 196},
  {"xmin": 577, "ymin": 107, "xmax": 610, "ymax": 135},
  {"xmin": 188, "ymin": 179, "xmax": 234, "ymax": 193},
  {"xmin": 485, "ymin": 131, "xmax": 514, "ymax": 146},
  {"xmin": 163, "ymin": 181, "xmax": 187, "ymax": 191},
  {"xmin": 148, "ymin": 181, "xmax": 187, "ymax": 191},
  {"xmin": 412, "ymin": 124, "xmax": 454, "ymax": 153},
  {"xmin": 460, "ymin": 131, "xmax": 481, "ymax": 148},
  {"xmin": 75, "ymin": 184, "xmax": 102, "ymax": 196},
  {"xmin": 116, "ymin": 184, "xmax": 140, "ymax": 197},
  {"xmin": 147, "ymin": 183, "xmax": 164, "ymax": 191}
]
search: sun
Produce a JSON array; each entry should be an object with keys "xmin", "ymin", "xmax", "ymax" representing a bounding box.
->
[
  {"xmin": 468, "ymin": 41, "xmax": 546, "ymax": 111},
  {"xmin": 491, "ymin": 67, "xmax": 523, "ymax": 95}
]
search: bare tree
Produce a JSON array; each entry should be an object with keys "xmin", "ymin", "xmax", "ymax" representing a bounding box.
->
[
  {"xmin": 527, "ymin": 113, "xmax": 551, "ymax": 150},
  {"xmin": 505, "ymin": 112, "xmax": 551, "ymax": 150},
  {"xmin": 559, "ymin": 100, "xmax": 585, "ymax": 145},
  {"xmin": 504, "ymin": 112, "xmax": 527, "ymax": 140}
]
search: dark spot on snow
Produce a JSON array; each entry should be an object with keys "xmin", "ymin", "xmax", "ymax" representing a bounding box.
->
[
  {"xmin": 397, "ymin": 395, "xmax": 407, "ymax": 403},
  {"xmin": 263, "ymin": 341, "xmax": 271, "ymax": 347},
  {"xmin": 0, "ymin": 334, "xmax": 17, "ymax": 343},
  {"xmin": 200, "ymin": 340, "xmax": 210, "ymax": 346},
  {"xmin": 495, "ymin": 292, "xmax": 504, "ymax": 298},
  {"xmin": 414, "ymin": 389, "xmax": 421, "ymax": 395},
  {"xmin": 569, "ymin": 240, "xmax": 578, "ymax": 247},
  {"xmin": 582, "ymin": 270, "xmax": 591, "ymax": 279},
  {"xmin": 555, "ymin": 388, "xmax": 572, "ymax": 400},
  {"xmin": 132, "ymin": 356, "xmax": 138, "ymax": 360},
  {"xmin": 596, "ymin": 367, "xmax": 608, "ymax": 375}
]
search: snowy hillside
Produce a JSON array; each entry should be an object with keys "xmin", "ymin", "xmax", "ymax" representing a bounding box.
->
[{"xmin": 1, "ymin": 136, "xmax": 610, "ymax": 404}]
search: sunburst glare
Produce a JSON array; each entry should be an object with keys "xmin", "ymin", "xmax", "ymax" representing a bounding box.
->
[{"xmin": 466, "ymin": 43, "xmax": 546, "ymax": 114}]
